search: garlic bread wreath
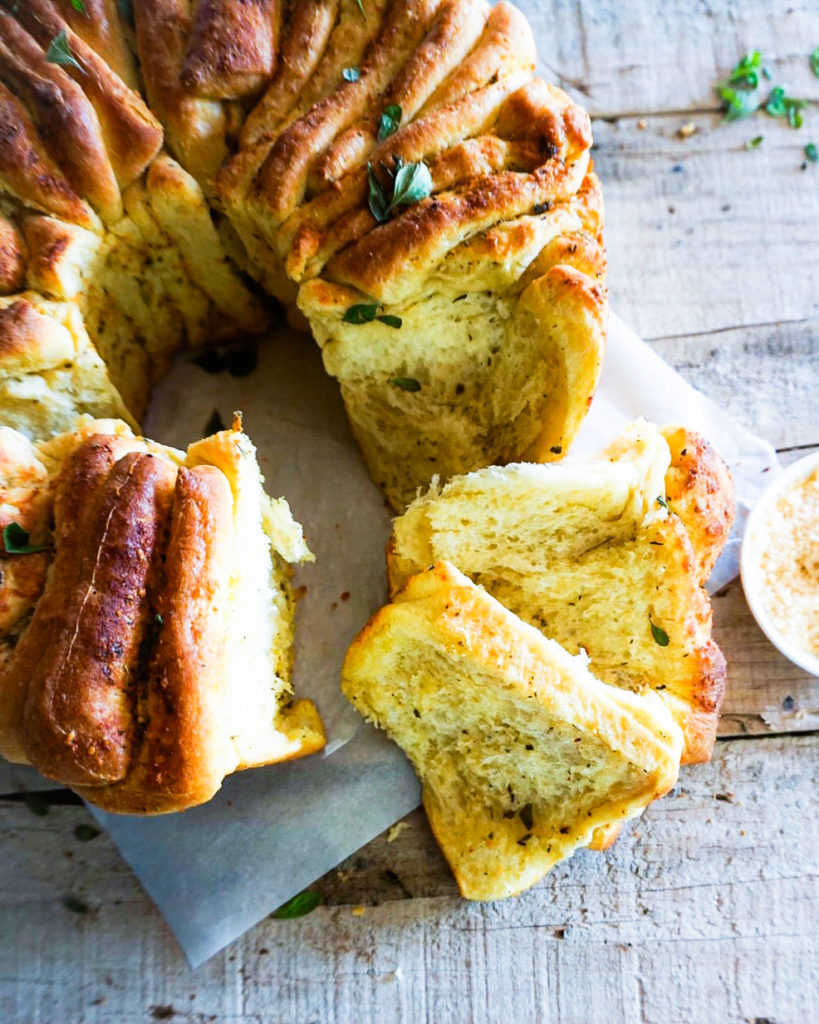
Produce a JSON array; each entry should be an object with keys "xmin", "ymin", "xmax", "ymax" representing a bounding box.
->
[{"xmin": 0, "ymin": 0, "xmax": 606, "ymax": 511}]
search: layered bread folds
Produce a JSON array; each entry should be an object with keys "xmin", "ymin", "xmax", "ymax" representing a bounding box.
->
[
  {"xmin": 0, "ymin": 0, "xmax": 267, "ymax": 422},
  {"xmin": 342, "ymin": 561, "xmax": 683, "ymax": 899},
  {"xmin": 387, "ymin": 421, "xmax": 735, "ymax": 764},
  {"xmin": 0, "ymin": 0, "xmax": 606, "ymax": 511},
  {"xmin": 214, "ymin": 0, "xmax": 607, "ymax": 507},
  {"xmin": 0, "ymin": 418, "xmax": 324, "ymax": 813}
]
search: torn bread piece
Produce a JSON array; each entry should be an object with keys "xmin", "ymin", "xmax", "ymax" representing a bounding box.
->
[
  {"xmin": 388, "ymin": 420, "xmax": 734, "ymax": 765},
  {"xmin": 342, "ymin": 561, "xmax": 682, "ymax": 900},
  {"xmin": 0, "ymin": 417, "xmax": 324, "ymax": 813}
]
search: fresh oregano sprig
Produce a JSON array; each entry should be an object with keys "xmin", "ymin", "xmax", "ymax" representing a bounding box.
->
[
  {"xmin": 367, "ymin": 158, "xmax": 432, "ymax": 223},
  {"xmin": 342, "ymin": 303, "xmax": 402, "ymax": 329},
  {"xmin": 46, "ymin": 29, "xmax": 83, "ymax": 72},
  {"xmin": 377, "ymin": 104, "xmax": 402, "ymax": 142}
]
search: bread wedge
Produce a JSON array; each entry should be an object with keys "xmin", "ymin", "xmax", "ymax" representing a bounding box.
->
[
  {"xmin": 388, "ymin": 420, "xmax": 734, "ymax": 764},
  {"xmin": 342, "ymin": 561, "xmax": 682, "ymax": 899},
  {"xmin": 0, "ymin": 417, "xmax": 324, "ymax": 813}
]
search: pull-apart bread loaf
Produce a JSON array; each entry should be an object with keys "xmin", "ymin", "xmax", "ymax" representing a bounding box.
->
[
  {"xmin": 213, "ymin": 0, "xmax": 607, "ymax": 508},
  {"xmin": 342, "ymin": 561, "xmax": 683, "ymax": 900},
  {"xmin": 387, "ymin": 420, "xmax": 736, "ymax": 765},
  {"xmin": 0, "ymin": 418, "xmax": 324, "ymax": 813},
  {"xmin": 0, "ymin": 0, "xmax": 606, "ymax": 512},
  {"xmin": 0, "ymin": 0, "xmax": 267, "ymax": 422}
]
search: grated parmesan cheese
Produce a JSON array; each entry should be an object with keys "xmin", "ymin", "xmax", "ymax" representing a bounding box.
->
[{"xmin": 758, "ymin": 467, "xmax": 819, "ymax": 656}]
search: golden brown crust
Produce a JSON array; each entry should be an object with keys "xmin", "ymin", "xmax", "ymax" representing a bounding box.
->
[
  {"xmin": 181, "ymin": 0, "xmax": 281, "ymax": 99},
  {"xmin": 662, "ymin": 426, "xmax": 736, "ymax": 585},
  {"xmin": 12, "ymin": 0, "xmax": 162, "ymax": 190},
  {"xmin": 57, "ymin": 0, "xmax": 140, "ymax": 89},
  {"xmin": 0, "ymin": 433, "xmax": 144, "ymax": 763},
  {"xmin": 0, "ymin": 10, "xmax": 122, "ymax": 222},
  {"xmin": 344, "ymin": 561, "xmax": 683, "ymax": 900},
  {"xmin": 0, "ymin": 425, "xmax": 321, "ymax": 810},
  {"xmin": 21, "ymin": 446, "xmax": 177, "ymax": 786},
  {"xmin": 134, "ymin": 0, "xmax": 230, "ymax": 188},
  {"xmin": 0, "ymin": 212, "xmax": 25, "ymax": 294},
  {"xmin": 75, "ymin": 464, "xmax": 236, "ymax": 813},
  {"xmin": 0, "ymin": 80, "xmax": 91, "ymax": 226}
]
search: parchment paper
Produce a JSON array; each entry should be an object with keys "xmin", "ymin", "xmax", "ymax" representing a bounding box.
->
[{"xmin": 83, "ymin": 311, "xmax": 779, "ymax": 966}]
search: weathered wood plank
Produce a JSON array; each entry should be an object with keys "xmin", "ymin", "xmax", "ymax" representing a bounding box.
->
[
  {"xmin": 713, "ymin": 580, "xmax": 819, "ymax": 738},
  {"xmin": 592, "ymin": 114, "xmax": 819, "ymax": 348},
  {"xmin": 650, "ymin": 321, "xmax": 819, "ymax": 451},
  {"xmin": 529, "ymin": 0, "xmax": 819, "ymax": 120},
  {"xmin": 0, "ymin": 733, "xmax": 815, "ymax": 1023}
]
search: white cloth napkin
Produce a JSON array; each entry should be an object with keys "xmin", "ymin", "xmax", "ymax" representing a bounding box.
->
[{"xmin": 85, "ymin": 312, "xmax": 778, "ymax": 965}]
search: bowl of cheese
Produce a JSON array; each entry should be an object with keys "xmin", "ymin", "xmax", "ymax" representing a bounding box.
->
[{"xmin": 741, "ymin": 450, "xmax": 819, "ymax": 677}]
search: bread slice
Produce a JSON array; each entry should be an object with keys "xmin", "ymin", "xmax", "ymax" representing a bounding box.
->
[
  {"xmin": 0, "ymin": 417, "xmax": 324, "ymax": 813},
  {"xmin": 342, "ymin": 561, "xmax": 682, "ymax": 899},
  {"xmin": 387, "ymin": 421, "xmax": 734, "ymax": 764}
]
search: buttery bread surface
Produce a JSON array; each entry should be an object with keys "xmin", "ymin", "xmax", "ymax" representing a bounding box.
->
[
  {"xmin": 1, "ymin": 0, "xmax": 606, "ymax": 509},
  {"xmin": 0, "ymin": 419, "xmax": 324, "ymax": 813},
  {"xmin": 342, "ymin": 561, "xmax": 683, "ymax": 899},
  {"xmin": 388, "ymin": 421, "xmax": 735, "ymax": 763}
]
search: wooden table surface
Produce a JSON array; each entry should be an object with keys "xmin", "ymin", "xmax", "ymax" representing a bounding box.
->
[{"xmin": 2, "ymin": 2, "xmax": 818, "ymax": 1022}]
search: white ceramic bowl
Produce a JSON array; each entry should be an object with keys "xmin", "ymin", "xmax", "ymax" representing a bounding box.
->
[{"xmin": 740, "ymin": 449, "xmax": 819, "ymax": 677}]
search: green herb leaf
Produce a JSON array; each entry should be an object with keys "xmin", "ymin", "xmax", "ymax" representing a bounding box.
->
[
  {"xmin": 272, "ymin": 890, "xmax": 323, "ymax": 919},
  {"xmin": 343, "ymin": 302, "xmax": 379, "ymax": 324},
  {"xmin": 354, "ymin": 0, "xmax": 365, "ymax": 17},
  {"xmin": 368, "ymin": 159, "xmax": 432, "ymax": 222},
  {"xmin": 377, "ymin": 314, "xmax": 402, "ymax": 329},
  {"xmin": 811, "ymin": 47, "xmax": 819, "ymax": 78},
  {"xmin": 716, "ymin": 52, "xmax": 769, "ymax": 120},
  {"xmin": 342, "ymin": 66, "xmax": 360, "ymax": 82},
  {"xmin": 23, "ymin": 792, "xmax": 50, "ymax": 817},
  {"xmin": 74, "ymin": 824, "xmax": 101, "ymax": 842},
  {"xmin": 650, "ymin": 619, "xmax": 670, "ymax": 647},
  {"xmin": 62, "ymin": 895, "xmax": 90, "ymax": 915},
  {"xmin": 46, "ymin": 29, "xmax": 83, "ymax": 73},
  {"xmin": 655, "ymin": 495, "xmax": 668, "ymax": 510},
  {"xmin": 3, "ymin": 522, "xmax": 48, "ymax": 554},
  {"xmin": 765, "ymin": 86, "xmax": 808, "ymax": 128},
  {"xmin": 745, "ymin": 134, "xmax": 764, "ymax": 149},
  {"xmin": 718, "ymin": 84, "xmax": 761, "ymax": 121},
  {"xmin": 805, "ymin": 142, "xmax": 819, "ymax": 162},
  {"xmin": 377, "ymin": 103, "xmax": 402, "ymax": 142},
  {"xmin": 71, "ymin": 0, "xmax": 86, "ymax": 12},
  {"xmin": 390, "ymin": 160, "xmax": 433, "ymax": 209},
  {"xmin": 367, "ymin": 163, "xmax": 391, "ymax": 222},
  {"xmin": 390, "ymin": 377, "xmax": 421, "ymax": 391},
  {"xmin": 728, "ymin": 50, "xmax": 763, "ymax": 89}
]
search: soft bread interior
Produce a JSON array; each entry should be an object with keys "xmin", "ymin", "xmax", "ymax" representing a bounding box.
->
[
  {"xmin": 0, "ymin": 296, "xmax": 134, "ymax": 438},
  {"xmin": 342, "ymin": 562, "xmax": 682, "ymax": 899},
  {"xmin": 300, "ymin": 203, "xmax": 606, "ymax": 511},
  {"xmin": 185, "ymin": 427, "xmax": 324, "ymax": 769},
  {"xmin": 388, "ymin": 421, "xmax": 725, "ymax": 763}
]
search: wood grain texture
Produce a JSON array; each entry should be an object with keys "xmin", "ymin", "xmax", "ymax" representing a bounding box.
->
[
  {"xmin": 0, "ymin": 733, "xmax": 816, "ymax": 1023},
  {"xmin": 1, "ymin": 0, "xmax": 818, "ymax": 1020},
  {"xmin": 531, "ymin": 0, "xmax": 819, "ymax": 119},
  {"xmin": 593, "ymin": 114, "xmax": 819, "ymax": 352}
]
